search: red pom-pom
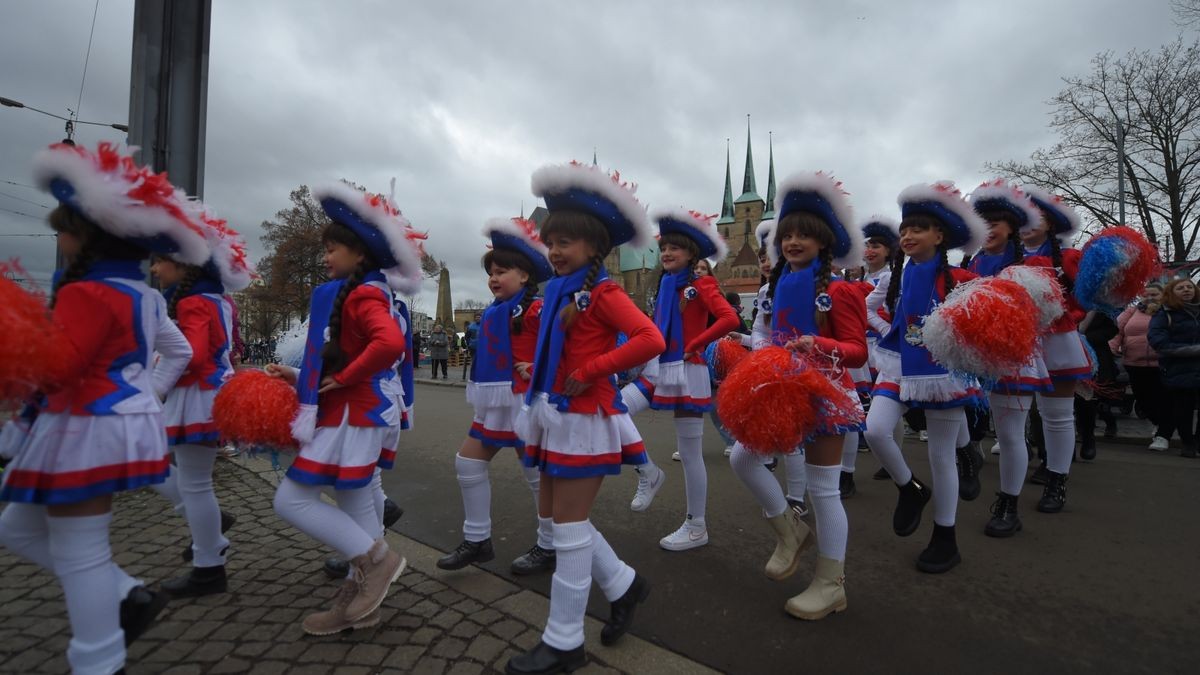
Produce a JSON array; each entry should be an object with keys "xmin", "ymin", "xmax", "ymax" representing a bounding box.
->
[
  {"xmin": 0, "ymin": 260, "xmax": 67, "ymax": 404},
  {"xmin": 713, "ymin": 338, "xmax": 749, "ymax": 379},
  {"xmin": 213, "ymin": 370, "xmax": 300, "ymax": 450},
  {"xmin": 716, "ymin": 347, "xmax": 861, "ymax": 455},
  {"xmin": 922, "ymin": 278, "xmax": 1039, "ymax": 379}
]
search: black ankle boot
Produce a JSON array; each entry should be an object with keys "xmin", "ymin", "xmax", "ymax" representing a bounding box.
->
[
  {"xmin": 600, "ymin": 574, "xmax": 650, "ymax": 646},
  {"xmin": 382, "ymin": 498, "xmax": 404, "ymax": 528},
  {"xmin": 505, "ymin": 641, "xmax": 587, "ymax": 674},
  {"xmin": 839, "ymin": 471, "xmax": 856, "ymax": 499},
  {"xmin": 120, "ymin": 585, "xmax": 168, "ymax": 646},
  {"xmin": 323, "ymin": 557, "xmax": 350, "ymax": 580},
  {"xmin": 1029, "ymin": 462, "xmax": 1050, "ymax": 486},
  {"xmin": 984, "ymin": 492, "xmax": 1022, "ymax": 538},
  {"xmin": 873, "ymin": 466, "xmax": 890, "ymax": 481},
  {"xmin": 1036, "ymin": 470, "xmax": 1068, "ymax": 513},
  {"xmin": 955, "ymin": 444, "xmax": 981, "ymax": 501},
  {"xmin": 162, "ymin": 564, "xmax": 227, "ymax": 597},
  {"xmin": 917, "ymin": 524, "xmax": 961, "ymax": 573},
  {"xmin": 436, "ymin": 538, "xmax": 495, "ymax": 570},
  {"xmin": 511, "ymin": 544, "xmax": 556, "ymax": 576},
  {"xmin": 181, "ymin": 510, "xmax": 236, "ymax": 563},
  {"xmin": 893, "ymin": 477, "xmax": 931, "ymax": 537}
]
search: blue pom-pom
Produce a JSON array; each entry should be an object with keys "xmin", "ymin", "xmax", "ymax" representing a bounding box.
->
[{"xmin": 1074, "ymin": 236, "xmax": 1133, "ymax": 316}]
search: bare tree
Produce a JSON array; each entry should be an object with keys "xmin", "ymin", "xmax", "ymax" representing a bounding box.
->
[
  {"xmin": 988, "ymin": 38, "xmax": 1200, "ymax": 261},
  {"xmin": 1174, "ymin": 0, "xmax": 1200, "ymax": 26},
  {"xmin": 421, "ymin": 251, "xmax": 445, "ymax": 279}
]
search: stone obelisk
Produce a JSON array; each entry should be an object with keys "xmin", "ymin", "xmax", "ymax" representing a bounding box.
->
[{"xmin": 435, "ymin": 267, "xmax": 453, "ymax": 330}]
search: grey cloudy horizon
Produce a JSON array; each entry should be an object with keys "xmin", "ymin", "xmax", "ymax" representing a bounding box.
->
[{"xmin": 0, "ymin": 0, "xmax": 1182, "ymax": 312}]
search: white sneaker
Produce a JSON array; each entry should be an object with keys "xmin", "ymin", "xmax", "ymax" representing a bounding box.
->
[
  {"xmin": 919, "ymin": 431, "xmax": 928, "ymax": 442},
  {"xmin": 631, "ymin": 465, "xmax": 665, "ymax": 512},
  {"xmin": 723, "ymin": 446, "xmax": 734, "ymax": 457},
  {"xmin": 1148, "ymin": 436, "xmax": 1169, "ymax": 451},
  {"xmin": 991, "ymin": 442, "xmax": 1001, "ymax": 455},
  {"xmin": 659, "ymin": 521, "xmax": 709, "ymax": 551},
  {"xmin": 671, "ymin": 451, "xmax": 681, "ymax": 461}
]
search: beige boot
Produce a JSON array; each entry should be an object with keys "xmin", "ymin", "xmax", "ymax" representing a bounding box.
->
[
  {"xmin": 764, "ymin": 508, "xmax": 814, "ymax": 581},
  {"xmin": 784, "ymin": 556, "xmax": 847, "ymax": 620},
  {"xmin": 345, "ymin": 538, "xmax": 406, "ymax": 621},
  {"xmin": 301, "ymin": 579, "xmax": 383, "ymax": 635}
]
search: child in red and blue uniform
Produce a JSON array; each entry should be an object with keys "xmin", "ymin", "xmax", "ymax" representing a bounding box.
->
[
  {"xmin": 437, "ymin": 216, "xmax": 556, "ymax": 577},
  {"xmin": 863, "ymin": 181, "xmax": 987, "ymax": 574},
  {"xmin": 0, "ymin": 143, "xmax": 203, "ymax": 674},
  {"xmin": 149, "ymin": 209, "xmax": 253, "ymax": 598},
  {"xmin": 624, "ymin": 209, "xmax": 739, "ymax": 551},
  {"xmin": 266, "ymin": 182, "xmax": 419, "ymax": 636},
  {"xmin": 505, "ymin": 161, "xmax": 665, "ymax": 674}
]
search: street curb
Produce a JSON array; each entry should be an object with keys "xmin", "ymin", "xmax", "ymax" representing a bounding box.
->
[
  {"xmin": 231, "ymin": 455, "xmax": 718, "ymax": 675},
  {"xmin": 413, "ymin": 377, "xmax": 468, "ymax": 389}
]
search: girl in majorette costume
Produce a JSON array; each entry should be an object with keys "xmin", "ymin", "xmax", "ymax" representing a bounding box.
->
[
  {"xmin": 266, "ymin": 182, "xmax": 418, "ymax": 635},
  {"xmin": 0, "ymin": 142, "xmax": 201, "ymax": 674},
  {"xmin": 1017, "ymin": 185, "xmax": 1089, "ymax": 514},
  {"xmin": 862, "ymin": 181, "xmax": 987, "ymax": 574},
  {"xmin": 149, "ymin": 207, "xmax": 253, "ymax": 598},
  {"xmin": 733, "ymin": 221, "xmax": 811, "ymax": 516},
  {"xmin": 436, "ymin": 216, "xmax": 559, "ymax": 576},
  {"xmin": 506, "ymin": 162, "xmax": 665, "ymax": 673},
  {"xmin": 623, "ymin": 209, "xmax": 739, "ymax": 551},
  {"xmin": 964, "ymin": 179, "xmax": 1050, "ymax": 537},
  {"xmin": 726, "ymin": 171, "xmax": 868, "ymax": 620},
  {"xmin": 840, "ymin": 216, "xmax": 903, "ymax": 495}
]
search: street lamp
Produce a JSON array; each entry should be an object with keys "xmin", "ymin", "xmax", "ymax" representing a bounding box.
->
[{"xmin": 1, "ymin": 95, "xmax": 128, "ymax": 144}]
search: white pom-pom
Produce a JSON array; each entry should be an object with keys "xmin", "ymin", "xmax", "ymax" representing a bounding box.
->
[
  {"xmin": 274, "ymin": 321, "xmax": 309, "ymax": 368},
  {"xmin": 922, "ymin": 277, "xmax": 1040, "ymax": 379},
  {"xmin": 996, "ymin": 266, "xmax": 1064, "ymax": 332}
]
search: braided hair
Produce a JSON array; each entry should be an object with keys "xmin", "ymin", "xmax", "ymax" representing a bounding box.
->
[
  {"xmin": 47, "ymin": 205, "xmax": 148, "ymax": 308},
  {"xmin": 166, "ymin": 264, "xmax": 203, "ymax": 320},
  {"xmin": 884, "ymin": 243, "xmax": 906, "ymax": 315},
  {"xmin": 537, "ymin": 210, "xmax": 611, "ymax": 329},
  {"xmin": 482, "ymin": 247, "xmax": 540, "ymax": 334},
  {"xmin": 765, "ymin": 211, "xmax": 836, "ymax": 328},
  {"xmin": 1047, "ymin": 234, "xmax": 1073, "ymax": 295},
  {"xmin": 813, "ymin": 247, "xmax": 834, "ymax": 330},
  {"xmin": 887, "ymin": 213, "xmax": 953, "ymax": 314},
  {"xmin": 938, "ymin": 246, "xmax": 956, "ymax": 297},
  {"xmin": 968, "ymin": 210, "xmax": 1025, "ymax": 271},
  {"xmin": 320, "ymin": 221, "xmax": 380, "ymax": 376}
]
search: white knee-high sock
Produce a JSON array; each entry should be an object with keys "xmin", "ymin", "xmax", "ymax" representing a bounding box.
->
[
  {"xmin": 150, "ymin": 469, "xmax": 185, "ymax": 515},
  {"xmin": 454, "ymin": 454, "xmax": 491, "ymax": 542},
  {"xmin": 542, "ymin": 521, "xmax": 593, "ymax": 651},
  {"xmin": 956, "ymin": 414, "xmax": 970, "ymax": 447},
  {"xmin": 589, "ymin": 523, "xmax": 635, "ymax": 602},
  {"xmin": 370, "ymin": 468, "xmax": 386, "ymax": 527},
  {"xmin": 893, "ymin": 417, "xmax": 905, "ymax": 452},
  {"xmin": 784, "ymin": 449, "xmax": 808, "ymax": 502},
  {"xmin": 925, "ymin": 407, "xmax": 966, "ymax": 527},
  {"xmin": 675, "ymin": 417, "xmax": 707, "ymax": 525},
  {"xmin": 840, "ymin": 433, "xmax": 858, "ymax": 473},
  {"xmin": 521, "ymin": 464, "xmax": 541, "ymax": 506},
  {"xmin": 1037, "ymin": 394, "xmax": 1075, "ymax": 474},
  {"xmin": 48, "ymin": 513, "xmax": 125, "ymax": 675},
  {"xmin": 991, "ymin": 395, "xmax": 1031, "ymax": 495},
  {"xmin": 864, "ymin": 397, "xmax": 913, "ymax": 485},
  {"xmin": 335, "ymin": 485, "xmax": 383, "ymax": 541},
  {"xmin": 621, "ymin": 382, "xmax": 650, "ymax": 415},
  {"xmin": 174, "ymin": 444, "xmax": 228, "ymax": 567},
  {"xmin": 807, "ymin": 464, "xmax": 848, "ymax": 561},
  {"xmin": 274, "ymin": 478, "xmax": 374, "ymax": 559},
  {"xmin": 729, "ymin": 443, "xmax": 788, "ymax": 517},
  {"xmin": 537, "ymin": 516, "xmax": 554, "ymax": 550}
]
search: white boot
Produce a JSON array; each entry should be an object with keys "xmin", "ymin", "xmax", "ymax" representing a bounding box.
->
[
  {"xmin": 764, "ymin": 509, "xmax": 813, "ymax": 581},
  {"xmin": 784, "ymin": 556, "xmax": 847, "ymax": 620}
]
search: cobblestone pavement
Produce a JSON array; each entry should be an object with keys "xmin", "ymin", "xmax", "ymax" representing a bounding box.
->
[{"xmin": 0, "ymin": 457, "xmax": 711, "ymax": 675}]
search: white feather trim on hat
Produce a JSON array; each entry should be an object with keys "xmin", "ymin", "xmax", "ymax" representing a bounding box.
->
[
  {"xmin": 530, "ymin": 161, "xmax": 653, "ymax": 248},
  {"xmin": 313, "ymin": 182, "xmax": 426, "ymax": 295},
  {"xmin": 193, "ymin": 207, "xmax": 254, "ymax": 291},
  {"xmin": 32, "ymin": 142, "xmax": 210, "ymax": 266},
  {"xmin": 897, "ymin": 181, "xmax": 988, "ymax": 256},
  {"xmin": 1020, "ymin": 185, "xmax": 1083, "ymax": 240},
  {"xmin": 651, "ymin": 207, "xmax": 729, "ymax": 265},
  {"xmin": 483, "ymin": 217, "xmax": 550, "ymax": 260},
  {"xmin": 773, "ymin": 171, "xmax": 863, "ymax": 269},
  {"xmin": 755, "ymin": 219, "xmax": 775, "ymax": 252},
  {"xmin": 969, "ymin": 179, "xmax": 1041, "ymax": 230},
  {"xmin": 860, "ymin": 215, "xmax": 900, "ymax": 241}
]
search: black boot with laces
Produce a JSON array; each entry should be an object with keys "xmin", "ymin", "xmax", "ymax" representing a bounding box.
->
[
  {"xmin": 984, "ymin": 492, "xmax": 1022, "ymax": 537},
  {"xmin": 437, "ymin": 538, "xmax": 495, "ymax": 570},
  {"xmin": 1036, "ymin": 471, "xmax": 1068, "ymax": 513}
]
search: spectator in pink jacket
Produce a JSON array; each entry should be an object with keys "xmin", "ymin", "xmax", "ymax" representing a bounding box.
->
[{"xmin": 1110, "ymin": 282, "xmax": 1169, "ymax": 451}]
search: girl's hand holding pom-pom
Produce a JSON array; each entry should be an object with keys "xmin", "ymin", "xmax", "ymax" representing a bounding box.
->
[
  {"xmin": 264, "ymin": 363, "xmax": 297, "ymax": 385},
  {"xmin": 786, "ymin": 335, "xmax": 815, "ymax": 353}
]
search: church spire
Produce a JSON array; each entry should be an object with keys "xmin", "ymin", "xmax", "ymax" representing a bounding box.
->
[
  {"xmin": 717, "ymin": 138, "xmax": 734, "ymax": 224},
  {"xmin": 764, "ymin": 131, "xmax": 777, "ymax": 218},
  {"xmin": 735, "ymin": 114, "xmax": 761, "ymax": 204},
  {"xmin": 592, "ymin": 148, "xmax": 598, "ymax": 166}
]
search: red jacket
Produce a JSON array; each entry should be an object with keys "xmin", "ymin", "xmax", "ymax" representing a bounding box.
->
[
  {"xmin": 319, "ymin": 283, "xmax": 406, "ymax": 428},
  {"xmin": 510, "ymin": 299, "xmax": 542, "ymax": 395},
  {"xmin": 811, "ymin": 280, "xmax": 871, "ymax": 371},
  {"xmin": 1025, "ymin": 248, "xmax": 1085, "ymax": 332},
  {"xmin": 173, "ymin": 294, "xmax": 233, "ymax": 390},
  {"xmin": 555, "ymin": 280, "xmax": 666, "ymax": 415},
  {"xmin": 676, "ymin": 275, "xmax": 741, "ymax": 363}
]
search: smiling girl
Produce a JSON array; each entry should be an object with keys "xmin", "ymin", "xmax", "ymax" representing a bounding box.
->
[{"xmin": 437, "ymin": 216, "xmax": 555, "ymax": 577}]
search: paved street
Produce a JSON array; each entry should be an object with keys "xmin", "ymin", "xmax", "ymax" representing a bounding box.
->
[{"xmin": 2, "ymin": 379, "xmax": 1197, "ymax": 674}]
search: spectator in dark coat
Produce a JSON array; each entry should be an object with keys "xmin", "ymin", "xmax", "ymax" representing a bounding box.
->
[{"xmin": 1148, "ymin": 277, "xmax": 1200, "ymax": 458}]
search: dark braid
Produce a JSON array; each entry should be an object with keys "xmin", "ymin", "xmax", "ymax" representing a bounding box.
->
[
  {"xmin": 1007, "ymin": 230, "xmax": 1025, "ymax": 267},
  {"xmin": 559, "ymin": 255, "xmax": 604, "ymax": 329},
  {"xmin": 884, "ymin": 247, "xmax": 905, "ymax": 315},
  {"xmin": 763, "ymin": 259, "xmax": 786, "ymax": 323},
  {"xmin": 814, "ymin": 248, "xmax": 834, "ymax": 330},
  {"xmin": 167, "ymin": 265, "xmax": 203, "ymax": 320},
  {"xmin": 512, "ymin": 277, "xmax": 539, "ymax": 334},
  {"xmin": 938, "ymin": 247, "xmax": 955, "ymax": 297},
  {"xmin": 1047, "ymin": 236, "xmax": 1073, "ymax": 294},
  {"xmin": 50, "ymin": 249, "xmax": 95, "ymax": 309},
  {"xmin": 321, "ymin": 261, "xmax": 369, "ymax": 376}
]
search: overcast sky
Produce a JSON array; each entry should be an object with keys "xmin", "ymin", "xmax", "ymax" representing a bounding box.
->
[{"xmin": 0, "ymin": 0, "xmax": 1183, "ymax": 312}]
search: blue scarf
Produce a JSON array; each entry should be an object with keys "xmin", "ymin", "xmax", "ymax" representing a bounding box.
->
[
  {"xmin": 163, "ymin": 277, "xmax": 225, "ymax": 305},
  {"xmin": 472, "ymin": 290, "xmax": 525, "ymax": 384},
  {"xmin": 292, "ymin": 270, "xmax": 386, "ymax": 442},
  {"xmin": 525, "ymin": 264, "xmax": 608, "ymax": 410},
  {"xmin": 653, "ymin": 271, "xmax": 691, "ymax": 364},
  {"xmin": 770, "ymin": 262, "xmax": 819, "ymax": 343},
  {"xmin": 968, "ymin": 243, "xmax": 1015, "ymax": 278},
  {"xmin": 396, "ymin": 300, "xmax": 415, "ymax": 413},
  {"xmin": 879, "ymin": 258, "xmax": 947, "ymax": 378}
]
